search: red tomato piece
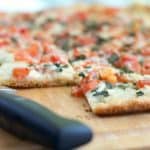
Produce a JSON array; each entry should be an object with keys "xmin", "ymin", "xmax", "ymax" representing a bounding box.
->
[
  {"xmin": 27, "ymin": 43, "xmax": 39, "ymax": 57},
  {"xmin": 71, "ymin": 86, "xmax": 84, "ymax": 97},
  {"xmin": 81, "ymin": 80, "xmax": 99, "ymax": 94},
  {"xmin": 76, "ymin": 36, "xmax": 95, "ymax": 45},
  {"xmin": 141, "ymin": 47, "xmax": 150, "ymax": 56},
  {"xmin": 116, "ymin": 54, "xmax": 141, "ymax": 73},
  {"xmin": 13, "ymin": 68, "xmax": 29, "ymax": 80},
  {"xmin": 14, "ymin": 50, "xmax": 33, "ymax": 63},
  {"xmin": 137, "ymin": 80, "xmax": 150, "ymax": 88},
  {"xmin": 74, "ymin": 11, "xmax": 88, "ymax": 21},
  {"xmin": 104, "ymin": 7, "xmax": 120, "ymax": 16}
]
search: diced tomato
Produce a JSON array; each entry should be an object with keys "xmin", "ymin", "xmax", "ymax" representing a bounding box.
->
[
  {"xmin": 76, "ymin": 36, "xmax": 95, "ymax": 45},
  {"xmin": 142, "ymin": 61, "xmax": 150, "ymax": 75},
  {"xmin": 73, "ymin": 48, "xmax": 80, "ymax": 57},
  {"xmin": 74, "ymin": 11, "xmax": 88, "ymax": 21},
  {"xmin": 50, "ymin": 55, "xmax": 61, "ymax": 63},
  {"xmin": 137, "ymin": 80, "xmax": 150, "ymax": 88},
  {"xmin": 14, "ymin": 50, "xmax": 33, "ymax": 63},
  {"xmin": 81, "ymin": 80, "xmax": 99, "ymax": 94},
  {"xmin": 13, "ymin": 68, "xmax": 29, "ymax": 80},
  {"xmin": 27, "ymin": 43, "xmax": 39, "ymax": 57},
  {"xmin": 115, "ymin": 54, "xmax": 141, "ymax": 73},
  {"xmin": 72, "ymin": 86, "xmax": 84, "ymax": 97},
  {"xmin": 0, "ymin": 39, "xmax": 9, "ymax": 47},
  {"xmin": 141, "ymin": 47, "xmax": 150, "ymax": 56},
  {"xmin": 41, "ymin": 54, "xmax": 65, "ymax": 64},
  {"xmin": 104, "ymin": 7, "xmax": 120, "ymax": 16}
]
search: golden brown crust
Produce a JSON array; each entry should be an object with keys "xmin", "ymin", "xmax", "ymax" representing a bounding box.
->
[
  {"xmin": 92, "ymin": 100, "xmax": 150, "ymax": 115},
  {"xmin": 0, "ymin": 79, "xmax": 75, "ymax": 88}
]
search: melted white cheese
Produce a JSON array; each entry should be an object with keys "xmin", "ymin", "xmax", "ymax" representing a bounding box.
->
[
  {"xmin": 27, "ymin": 70, "xmax": 44, "ymax": 80},
  {"xmin": 0, "ymin": 62, "xmax": 28, "ymax": 80},
  {"xmin": 123, "ymin": 73, "xmax": 150, "ymax": 83},
  {"xmin": 86, "ymin": 82, "xmax": 150, "ymax": 107},
  {"xmin": 28, "ymin": 64, "xmax": 75, "ymax": 82},
  {"xmin": 0, "ymin": 51, "xmax": 14, "ymax": 64}
]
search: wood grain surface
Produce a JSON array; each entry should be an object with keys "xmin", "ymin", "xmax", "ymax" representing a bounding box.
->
[{"xmin": 0, "ymin": 87, "xmax": 150, "ymax": 150}]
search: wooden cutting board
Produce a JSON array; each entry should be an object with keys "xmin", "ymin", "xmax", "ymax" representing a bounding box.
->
[{"xmin": 0, "ymin": 87, "xmax": 150, "ymax": 150}]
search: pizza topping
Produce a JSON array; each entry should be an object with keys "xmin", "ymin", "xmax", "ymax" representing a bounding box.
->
[
  {"xmin": 108, "ymin": 53, "xmax": 119, "ymax": 64},
  {"xmin": 136, "ymin": 90, "xmax": 144, "ymax": 97},
  {"xmin": 42, "ymin": 63, "xmax": 68, "ymax": 72},
  {"xmin": 137, "ymin": 80, "xmax": 150, "ymax": 88},
  {"xmin": 78, "ymin": 72, "xmax": 86, "ymax": 78},
  {"xmin": 54, "ymin": 63, "xmax": 68, "ymax": 72},
  {"xmin": 14, "ymin": 50, "xmax": 34, "ymax": 64},
  {"xmin": 93, "ymin": 90, "xmax": 109, "ymax": 97},
  {"xmin": 26, "ymin": 42, "xmax": 40, "ymax": 57},
  {"xmin": 13, "ymin": 67, "xmax": 29, "ymax": 80},
  {"xmin": 99, "ymin": 67, "xmax": 117, "ymax": 83}
]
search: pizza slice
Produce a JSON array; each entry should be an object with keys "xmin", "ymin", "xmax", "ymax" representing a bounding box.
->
[
  {"xmin": 0, "ymin": 43, "xmax": 75, "ymax": 88},
  {"xmin": 85, "ymin": 81, "xmax": 150, "ymax": 115},
  {"xmin": 72, "ymin": 61, "xmax": 150, "ymax": 115}
]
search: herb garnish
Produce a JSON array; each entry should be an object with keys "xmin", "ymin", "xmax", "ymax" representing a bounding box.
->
[
  {"xmin": 78, "ymin": 72, "xmax": 86, "ymax": 78},
  {"xmin": 62, "ymin": 40, "xmax": 71, "ymax": 51},
  {"xmin": 96, "ymin": 36, "xmax": 111, "ymax": 45},
  {"xmin": 93, "ymin": 90, "xmax": 109, "ymax": 97},
  {"xmin": 120, "ymin": 66, "xmax": 133, "ymax": 73},
  {"xmin": 75, "ymin": 55, "xmax": 86, "ymax": 61},
  {"xmin": 117, "ymin": 83, "xmax": 129, "ymax": 89},
  {"xmin": 136, "ymin": 91, "xmax": 144, "ymax": 97},
  {"xmin": 105, "ymin": 82, "xmax": 113, "ymax": 89},
  {"xmin": 108, "ymin": 53, "xmax": 119, "ymax": 64},
  {"xmin": 54, "ymin": 63, "xmax": 68, "ymax": 72},
  {"xmin": 91, "ymin": 45, "xmax": 99, "ymax": 51},
  {"xmin": 85, "ymin": 21, "xmax": 99, "ymax": 31}
]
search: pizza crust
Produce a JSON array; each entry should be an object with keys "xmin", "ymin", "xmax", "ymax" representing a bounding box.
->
[
  {"xmin": 91, "ymin": 99, "xmax": 150, "ymax": 115},
  {"xmin": 0, "ymin": 78, "xmax": 75, "ymax": 88}
]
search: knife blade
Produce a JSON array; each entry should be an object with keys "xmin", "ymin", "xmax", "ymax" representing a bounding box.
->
[{"xmin": 0, "ymin": 91, "xmax": 92, "ymax": 150}]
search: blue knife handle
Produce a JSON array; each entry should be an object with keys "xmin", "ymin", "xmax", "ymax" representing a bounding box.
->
[{"xmin": 0, "ymin": 92, "xmax": 92, "ymax": 150}]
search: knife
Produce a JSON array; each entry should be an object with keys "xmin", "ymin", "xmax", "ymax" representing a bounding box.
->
[{"xmin": 0, "ymin": 91, "xmax": 92, "ymax": 150}]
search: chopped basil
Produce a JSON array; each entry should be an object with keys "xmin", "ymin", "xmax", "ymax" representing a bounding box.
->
[
  {"xmin": 91, "ymin": 45, "xmax": 99, "ymax": 51},
  {"xmin": 11, "ymin": 37, "xmax": 18, "ymax": 43},
  {"xmin": 117, "ymin": 83, "xmax": 129, "ymax": 89},
  {"xmin": 120, "ymin": 66, "xmax": 133, "ymax": 73},
  {"xmin": 54, "ymin": 63, "xmax": 68, "ymax": 72},
  {"xmin": 128, "ymin": 32, "xmax": 135, "ymax": 37},
  {"xmin": 96, "ymin": 36, "xmax": 111, "ymax": 45},
  {"xmin": 108, "ymin": 53, "xmax": 119, "ymax": 64},
  {"xmin": 75, "ymin": 55, "xmax": 86, "ymax": 61},
  {"xmin": 105, "ymin": 82, "xmax": 113, "ymax": 89},
  {"xmin": 43, "ymin": 64, "xmax": 51, "ymax": 68},
  {"xmin": 85, "ymin": 21, "xmax": 99, "ymax": 31},
  {"xmin": 93, "ymin": 90, "xmax": 109, "ymax": 97},
  {"xmin": 61, "ymin": 40, "xmax": 71, "ymax": 51},
  {"xmin": 78, "ymin": 72, "xmax": 86, "ymax": 78},
  {"xmin": 136, "ymin": 91, "xmax": 144, "ymax": 97}
]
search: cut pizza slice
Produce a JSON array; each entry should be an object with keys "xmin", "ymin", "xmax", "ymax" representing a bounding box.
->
[
  {"xmin": 0, "ymin": 44, "xmax": 75, "ymax": 88},
  {"xmin": 85, "ymin": 81, "xmax": 150, "ymax": 115},
  {"xmin": 72, "ymin": 61, "xmax": 150, "ymax": 115}
]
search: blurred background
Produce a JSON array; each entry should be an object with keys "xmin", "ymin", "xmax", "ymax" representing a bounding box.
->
[{"xmin": 0, "ymin": 0, "xmax": 149, "ymax": 12}]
